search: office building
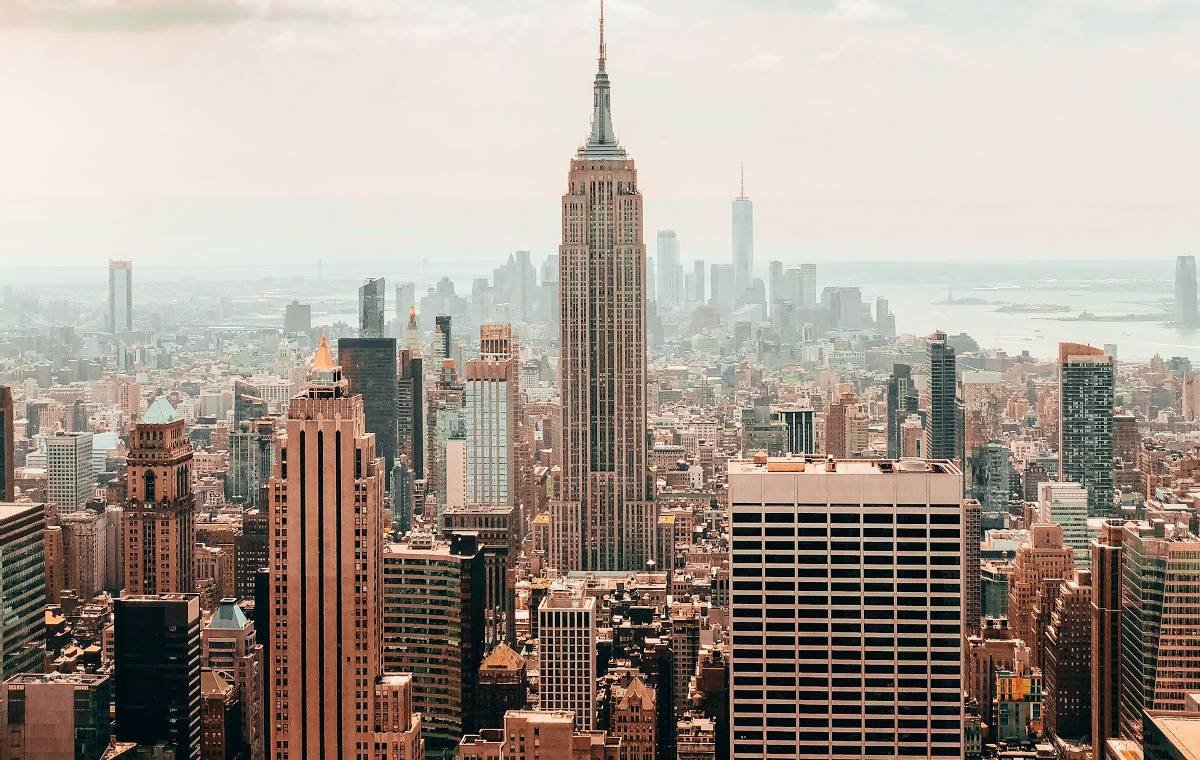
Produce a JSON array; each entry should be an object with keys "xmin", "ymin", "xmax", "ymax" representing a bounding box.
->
[
  {"xmin": 1117, "ymin": 521, "xmax": 1200, "ymax": 742},
  {"xmin": 60, "ymin": 508, "xmax": 108, "ymax": 600},
  {"xmin": 1037, "ymin": 481, "xmax": 1091, "ymax": 567},
  {"xmin": 0, "ymin": 672, "xmax": 112, "ymax": 760},
  {"xmin": 709, "ymin": 264, "xmax": 735, "ymax": 313},
  {"xmin": 1058, "ymin": 342, "xmax": 1115, "ymax": 517},
  {"xmin": 887, "ymin": 364, "xmax": 919, "ymax": 459},
  {"xmin": 1176, "ymin": 255, "xmax": 1197, "ymax": 326},
  {"xmin": 123, "ymin": 396, "xmax": 195, "ymax": 595},
  {"xmin": 538, "ymin": 590, "xmax": 598, "ymax": 731},
  {"xmin": 440, "ymin": 505, "xmax": 519, "ymax": 647},
  {"xmin": 551, "ymin": 17, "xmax": 653, "ymax": 573},
  {"xmin": 338, "ymin": 337, "xmax": 399, "ymax": 480},
  {"xmin": 475, "ymin": 644, "xmax": 526, "ymax": 732},
  {"xmin": 435, "ymin": 315, "xmax": 453, "ymax": 360},
  {"xmin": 227, "ymin": 418, "xmax": 275, "ymax": 507},
  {"xmin": 1042, "ymin": 569, "xmax": 1092, "ymax": 743},
  {"xmin": 398, "ymin": 347, "xmax": 425, "ymax": 478},
  {"xmin": 656, "ymin": 230, "xmax": 682, "ymax": 310},
  {"xmin": 1006, "ymin": 523, "xmax": 1075, "ymax": 656},
  {"xmin": 776, "ymin": 406, "xmax": 815, "ymax": 455},
  {"xmin": 109, "ymin": 259, "xmax": 133, "ymax": 334},
  {"xmin": 114, "ymin": 594, "xmax": 202, "ymax": 760},
  {"xmin": 234, "ymin": 508, "xmax": 268, "ymax": 601},
  {"xmin": 732, "ymin": 167, "xmax": 753, "ymax": 302},
  {"xmin": 464, "ymin": 357, "xmax": 515, "ymax": 508},
  {"xmin": 0, "ymin": 386, "xmax": 12, "ymax": 502},
  {"xmin": 926, "ymin": 331, "xmax": 960, "ymax": 462},
  {"xmin": 268, "ymin": 336, "xmax": 412, "ymax": 759},
  {"xmin": 395, "ymin": 282, "xmax": 416, "ymax": 325},
  {"xmin": 1091, "ymin": 520, "xmax": 1125, "ymax": 752},
  {"xmin": 729, "ymin": 456, "xmax": 964, "ymax": 759},
  {"xmin": 359, "ymin": 277, "xmax": 386, "ymax": 338},
  {"xmin": 45, "ymin": 430, "xmax": 93, "ymax": 515},
  {"xmin": 0, "ymin": 503, "xmax": 46, "ymax": 681},
  {"xmin": 202, "ymin": 598, "xmax": 264, "ymax": 760},
  {"xmin": 382, "ymin": 532, "xmax": 484, "ymax": 756},
  {"xmin": 284, "ymin": 301, "xmax": 311, "ymax": 334}
]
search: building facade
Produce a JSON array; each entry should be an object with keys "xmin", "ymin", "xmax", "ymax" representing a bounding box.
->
[{"xmin": 1058, "ymin": 342, "xmax": 1115, "ymax": 517}]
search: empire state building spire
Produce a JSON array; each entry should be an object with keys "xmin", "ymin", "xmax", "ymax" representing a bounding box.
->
[{"xmin": 580, "ymin": 0, "xmax": 625, "ymax": 159}]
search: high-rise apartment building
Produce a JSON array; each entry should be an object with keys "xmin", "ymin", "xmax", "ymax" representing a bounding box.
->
[
  {"xmin": 1175, "ymin": 254, "xmax": 1197, "ymax": 325},
  {"xmin": 108, "ymin": 259, "xmax": 133, "ymax": 334},
  {"xmin": 1116, "ymin": 520, "xmax": 1200, "ymax": 742},
  {"xmin": 114, "ymin": 594, "xmax": 202, "ymax": 760},
  {"xmin": 268, "ymin": 336, "xmax": 409, "ymax": 759},
  {"xmin": 1058, "ymin": 342, "xmax": 1114, "ymax": 517},
  {"xmin": 45, "ymin": 430, "xmax": 93, "ymax": 514},
  {"xmin": 0, "ymin": 503, "xmax": 46, "ymax": 681},
  {"xmin": 0, "ymin": 672, "xmax": 112, "ymax": 760},
  {"xmin": 381, "ymin": 532, "xmax": 484, "ymax": 757},
  {"xmin": 732, "ymin": 168, "xmax": 753, "ymax": 302},
  {"xmin": 358, "ymin": 277, "xmax": 386, "ymax": 338},
  {"xmin": 656, "ymin": 230, "xmax": 682, "ymax": 310},
  {"xmin": 728, "ymin": 456, "xmax": 965, "ymax": 759},
  {"xmin": 338, "ymin": 337, "xmax": 399, "ymax": 480},
  {"xmin": 926, "ymin": 331, "xmax": 960, "ymax": 462},
  {"xmin": 538, "ymin": 590, "xmax": 598, "ymax": 731},
  {"xmin": 0, "ymin": 386, "xmax": 12, "ymax": 502},
  {"xmin": 551, "ymin": 15, "xmax": 652, "ymax": 573},
  {"xmin": 123, "ymin": 396, "xmax": 195, "ymax": 595}
]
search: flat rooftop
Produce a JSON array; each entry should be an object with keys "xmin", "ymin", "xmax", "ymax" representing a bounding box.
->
[{"xmin": 728, "ymin": 458, "xmax": 961, "ymax": 476}]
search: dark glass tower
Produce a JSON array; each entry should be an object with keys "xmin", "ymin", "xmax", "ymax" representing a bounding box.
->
[
  {"xmin": 925, "ymin": 332, "xmax": 960, "ymax": 461},
  {"xmin": 114, "ymin": 594, "xmax": 202, "ymax": 760},
  {"xmin": 1058, "ymin": 342, "xmax": 1114, "ymax": 516},
  {"xmin": 337, "ymin": 337, "xmax": 399, "ymax": 483},
  {"xmin": 398, "ymin": 348, "xmax": 425, "ymax": 478},
  {"xmin": 0, "ymin": 385, "xmax": 13, "ymax": 501},
  {"xmin": 358, "ymin": 277, "xmax": 386, "ymax": 338}
]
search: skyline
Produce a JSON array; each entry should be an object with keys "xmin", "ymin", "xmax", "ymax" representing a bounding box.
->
[{"xmin": 3, "ymin": 0, "xmax": 1199, "ymax": 267}]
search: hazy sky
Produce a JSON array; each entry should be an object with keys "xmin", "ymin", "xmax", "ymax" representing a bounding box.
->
[{"xmin": 2, "ymin": 0, "xmax": 1197, "ymax": 270}]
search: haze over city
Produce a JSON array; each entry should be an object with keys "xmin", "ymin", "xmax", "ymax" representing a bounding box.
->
[{"xmin": 3, "ymin": 0, "xmax": 1199, "ymax": 266}]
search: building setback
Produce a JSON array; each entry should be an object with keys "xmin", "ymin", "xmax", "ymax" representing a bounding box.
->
[{"xmin": 550, "ymin": 17, "xmax": 653, "ymax": 573}]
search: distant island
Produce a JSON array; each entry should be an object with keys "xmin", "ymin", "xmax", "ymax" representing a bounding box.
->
[{"xmin": 994, "ymin": 304, "xmax": 1071, "ymax": 314}]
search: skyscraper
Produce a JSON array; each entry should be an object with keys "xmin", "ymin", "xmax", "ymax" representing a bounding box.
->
[
  {"xmin": 0, "ymin": 386, "xmax": 12, "ymax": 502},
  {"xmin": 538, "ymin": 590, "xmax": 598, "ymax": 731},
  {"xmin": 1175, "ymin": 254, "xmax": 1197, "ymax": 325},
  {"xmin": 108, "ymin": 259, "xmax": 133, "ymax": 334},
  {"xmin": 767, "ymin": 259, "xmax": 783, "ymax": 315},
  {"xmin": 656, "ymin": 230, "xmax": 682, "ymax": 310},
  {"xmin": 45, "ymin": 430, "xmax": 93, "ymax": 515},
  {"xmin": 1117, "ymin": 521, "xmax": 1200, "ymax": 742},
  {"xmin": 434, "ymin": 314, "xmax": 453, "ymax": 359},
  {"xmin": 709, "ymin": 263, "xmax": 735, "ymax": 313},
  {"xmin": 1058, "ymin": 342, "xmax": 1114, "ymax": 516},
  {"xmin": 268, "ymin": 336, "xmax": 408, "ymax": 759},
  {"xmin": 692, "ymin": 259, "xmax": 706, "ymax": 304},
  {"xmin": 886, "ymin": 364, "xmax": 918, "ymax": 459},
  {"xmin": 926, "ymin": 331, "xmax": 961, "ymax": 462},
  {"xmin": 0, "ymin": 502, "xmax": 46, "ymax": 681},
  {"xmin": 123, "ymin": 396, "xmax": 195, "ymax": 596},
  {"xmin": 1091, "ymin": 520, "xmax": 1124, "ymax": 752},
  {"xmin": 728, "ymin": 456, "xmax": 964, "ymax": 759},
  {"xmin": 337, "ymin": 336, "xmax": 399, "ymax": 481},
  {"xmin": 395, "ymin": 282, "xmax": 416, "ymax": 325},
  {"xmin": 732, "ymin": 166, "xmax": 753, "ymax": 302},
  {"xmin": 464, "ymin": 356, "xmax": 515, "ymax": 507},
  {"xmin": 114, "ymin": 594, "xmax": 202, "ymax": 760},
  {"xmin": 398, "ymin": 347, "xmax": 425, "ymax": 478},
  {"xmin": 356, "ymin": 276, "xmax": 385, "ymax": 338},
  {"xmin": 551, "ymin": 9, "xmax": 653, "ymax": 572}
]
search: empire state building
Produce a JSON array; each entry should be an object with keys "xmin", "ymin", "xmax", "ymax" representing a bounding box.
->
[{"xmin": 550, "ymin": 3, "xmax": 653, "ymax": 572}]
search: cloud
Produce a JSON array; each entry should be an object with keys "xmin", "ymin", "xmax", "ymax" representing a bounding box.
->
[{"xmin": 825, "ymin": 0, "xmax": 906, "ymax": 24}]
